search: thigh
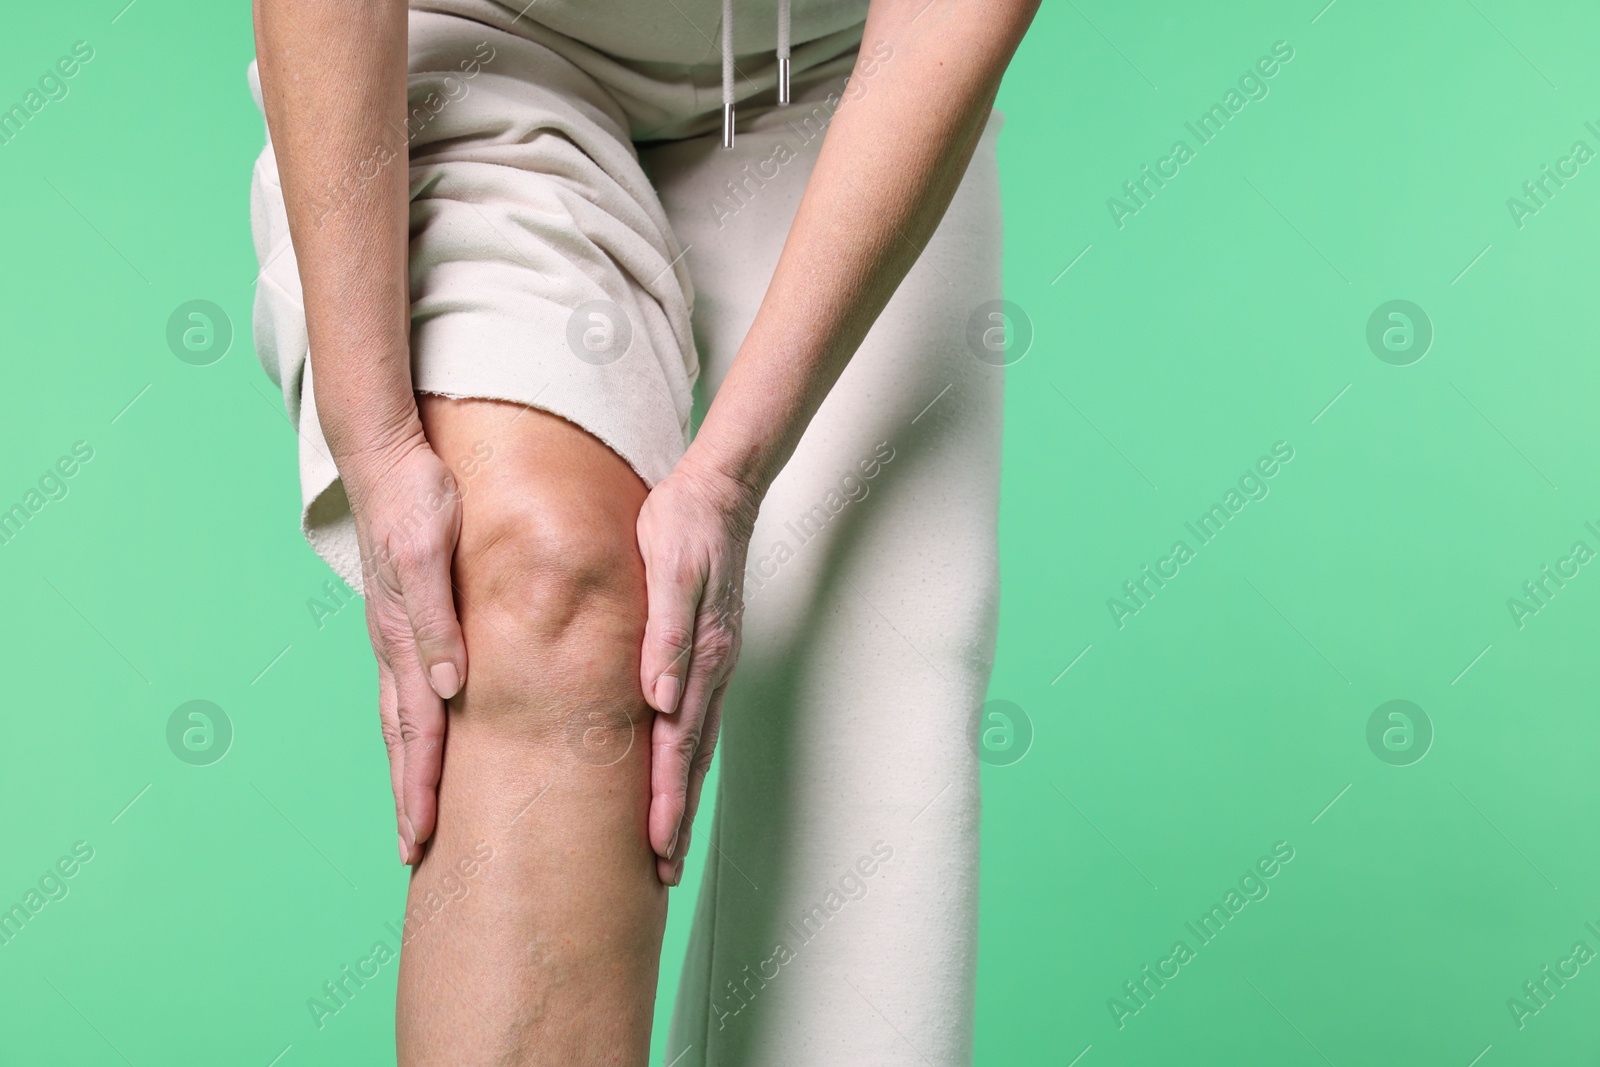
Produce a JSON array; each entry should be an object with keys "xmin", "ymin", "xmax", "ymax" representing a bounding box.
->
[{"xmin": 402, "ymin": 9, "xmax": 699, "ymax": 493}]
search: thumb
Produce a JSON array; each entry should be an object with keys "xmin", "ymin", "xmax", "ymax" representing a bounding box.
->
[
  {"xmin": 395, "ymin": 538, "xmax": 467, "ymax": 701},
  {"xmin": 639, "ymin": 544, "xmax": 703, "ymax": 716}
]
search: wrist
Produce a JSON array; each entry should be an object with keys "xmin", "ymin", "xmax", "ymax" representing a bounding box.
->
[
  {"xmin": 322, "ymin": 403, "xmax": 429, "ymax": 489},
  {"xmin": 306, "ymin": 336, "xmax": 424, "ymax": 469},
  {"xmin": 675, "ymin": 442, "xmax": 765, "ymax": 535}
]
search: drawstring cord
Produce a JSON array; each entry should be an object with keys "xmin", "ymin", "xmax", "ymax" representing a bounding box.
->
[
  {"xmin": 721, "ymin": 0, "xmax": 734, "ymax": 146},
  {"xmin": 721, "ymin": 0, "xmax": 791, "ymax": 148},
  {"xmin": 777, "ymin": 0, "xmax": 791, "ymax": 103}
]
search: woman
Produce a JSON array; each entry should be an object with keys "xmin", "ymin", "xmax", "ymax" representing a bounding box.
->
[{"xmin": 249, "ymin": 0, "xmax": 1035, "ymax": 1061}]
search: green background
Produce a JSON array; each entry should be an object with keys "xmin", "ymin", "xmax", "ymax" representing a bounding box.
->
[{"xmin": 3, "ymin": 0, "xmax": 1598, "ymax": 1063}]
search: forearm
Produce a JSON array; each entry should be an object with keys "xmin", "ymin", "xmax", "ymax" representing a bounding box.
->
[
  {"xmin": 253, "ymin": 0, "xmax": 418, "ymax": 468},
  {"xmin": 685, "ymin": 0, "xmax": 1037, "ymax": 498}
]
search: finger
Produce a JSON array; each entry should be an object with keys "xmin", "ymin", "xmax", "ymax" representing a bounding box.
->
[
  {"xmin": 395, "ymin": 528, "xmax": 468, "ymax": 701},
  {"xmin": 648, "ymin": 709, "xmax": 692, "ymax": 863},
  {"xmin": 659, "ymin": 847, "xmax": 688, "ymax": 888},
  {"xmin": 656, "ymin": 682, "xmax": 727, "ymax": 886},
  {"xmin": 648, "ymin": 619, "xmax": 735, "ymax": 860},
  {"xmin": 391, "ymin": 639, "xmax": 447, "ymax": 861},
  {"xmin": 375, "ymin": 656, "xmax": 409, "ymax": 862},
  {"xmin": 637, "ymin": 537, "xmax": 703, "ymax": 716},
  {"xmin": 363, "ymin": 591, "xmax": 415, "ymax": 864}
]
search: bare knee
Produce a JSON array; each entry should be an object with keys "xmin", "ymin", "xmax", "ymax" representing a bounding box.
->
[
  {"xmin": 450, "ymin": 450, "xmax": 650, "ymax": 752},
  {"xmin": 463, "ymin": 483, "xmax": 643, "ymax": 625}
]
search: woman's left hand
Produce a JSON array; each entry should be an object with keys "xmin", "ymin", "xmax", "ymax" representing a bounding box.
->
[{"xmin": 636, "ymin": 456, "xmax": 760, "ymax": 886}]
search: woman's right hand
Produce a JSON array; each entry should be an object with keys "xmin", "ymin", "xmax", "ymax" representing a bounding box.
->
[
  {"xmin": 340, "ymin": 427, "xmax": 469, "ymax": 865},
  {"xmin": 256, "ymin": 0, "xmax": 451, "ymax": 864}
]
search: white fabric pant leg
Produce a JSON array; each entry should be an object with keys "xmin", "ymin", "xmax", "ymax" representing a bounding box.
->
[{"xmin": 640, "ymin": 83, "xmax": 1007, "ymax": 1067}]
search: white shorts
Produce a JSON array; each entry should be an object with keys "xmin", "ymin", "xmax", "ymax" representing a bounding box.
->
[{"xmin": 249, "ymin": 7, "xmax": 861, "ymax": 591}]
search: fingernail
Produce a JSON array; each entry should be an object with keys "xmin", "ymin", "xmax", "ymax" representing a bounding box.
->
[
  {"xmin": 666, "ymin": 825, "xmax": 680, "ymax": 861},
  {"xmin": 670, "ymin": 861, "xmax": 684, "ymax": 887},
  {"xmin": 398, "ymin": 834, "xmax": 409, "ymax": 864},
  {"xmin": 654, "ymin": 675, "xmax": 681, "ymax": 715},
  {"xmin": 430, "ymin": 662, "xmax": 461, "ymax": 700},
  {"xmin": 400, "ymin": 814, "xmax": 415, "ymax": 862}
]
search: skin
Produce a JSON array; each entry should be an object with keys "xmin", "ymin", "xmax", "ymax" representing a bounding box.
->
[
  {"xmin": 396, "ymin": 396, "xmax": 664, "ymax": 1061},
  {"xmin": 254, "ymin": 0, "xmax": 1036, "ymax": 1061}
]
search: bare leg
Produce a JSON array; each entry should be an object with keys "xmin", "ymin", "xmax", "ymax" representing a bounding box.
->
[{"xmin": 395, "ymin": 396, "xmax": 665, "ymax": 1066}]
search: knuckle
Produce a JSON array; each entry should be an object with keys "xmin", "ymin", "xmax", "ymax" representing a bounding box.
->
[
  {"xmin": 368, "ymin": 553, "xmax": 404, "ymax": 595},
  {"xmin": 394, "ymin": 532, "xmax": 443, "ymax": 573},
  {"xmin": 666, "ymin": 729, "xmax": 702, "ymax": 765},
  {"xmin": 396, "ymin": 712, "xmax": 441, "ymax": 748},
  {"xmin": 706, "ymin": 584, "xmax": 746, "ymax": 628},
  {"xmin": 374, "ymin": 599, "xmax": 412, "ymax": 637},
  {"xmin": 650, "ymin": 622, "xmax": 696, "ymax": 660},
  {"xmin": 690, "ymin": 743, "xmax": 716, "ymax": 778},
  {"xmin": 694, "ymin": 627, "xmax": 739, "ymax": 673},
  {"xmin": 662, "ymin": 548, "xmax": 704, "ymax": 586},
  {"xmin": 656, "ymin": 729, "xmax": 700, "ymax": 771},
  {"xmin": 367, "ymin": 627, "xmax": 395, "ymax": 669},
  {"xmin": 406, "ymin": 600, "xmax": 457, "ymax": 649}
]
